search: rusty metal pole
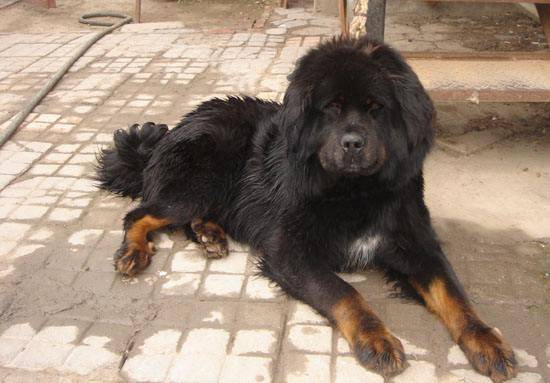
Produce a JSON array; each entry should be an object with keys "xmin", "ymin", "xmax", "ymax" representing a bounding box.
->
[
  {"xmin": 134, "ymin": 0, "xmax": 141, "ymax": 23},
  {"xmin": 536, "ymin": 4, "xmax": 550, "ymax": 45},
  {"xmin": 365, "ymin": 0, "xmax": 386, "ymax": 42},
  {"xmin": 46, "ymin": 0, "xmax": 56, "ymax": 8},
  {"xmin": 338, "ymin": 0, "xmax": 348, "ymax": 37}
]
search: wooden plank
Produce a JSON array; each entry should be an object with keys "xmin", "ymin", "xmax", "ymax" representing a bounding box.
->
[
  {"xmin": 409, "ymin": 58, "xmax": 550, "ymax": 102},
  {"xmin": 365, "ymin": 0, "xmax": 387, "ymax": 41},
  {"xmin": 403, "ymin": 51, "xmax": 550, "ymax": 60},
  {"xmin": 428, "ymin": 89, "xmax": 550, "ymax": 102}
]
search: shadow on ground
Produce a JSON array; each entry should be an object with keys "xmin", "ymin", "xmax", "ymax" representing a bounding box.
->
[{"xmin": 0, "ymin": 214, "xmax": 548, "ymax": 381}]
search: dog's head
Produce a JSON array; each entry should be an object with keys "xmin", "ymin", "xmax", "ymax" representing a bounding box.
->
[{"xmin": 280, "ymin": 37, "xmax": 435, "ymax": 188}]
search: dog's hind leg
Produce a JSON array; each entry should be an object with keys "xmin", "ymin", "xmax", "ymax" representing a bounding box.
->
[
  {"xmin": 190, "ymin": 218, "xmax": 229, "ymax": 259},
  {"xmin": 115, "ymin": 202, "xmax": 174, "ymax": 276}
]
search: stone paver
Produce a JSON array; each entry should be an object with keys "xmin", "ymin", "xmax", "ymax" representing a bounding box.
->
[{"xmin": 0, "ymin": 4, "xmax": 548, "ymax": 383}]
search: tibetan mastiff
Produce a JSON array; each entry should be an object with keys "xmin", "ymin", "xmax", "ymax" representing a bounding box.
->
[{"xmin": 96, "ymin": 37, "xmax": 517, "ymax": 381}]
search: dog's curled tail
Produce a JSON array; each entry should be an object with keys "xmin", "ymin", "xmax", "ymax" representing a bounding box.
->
[{"xmin": 95, "ymin": 122, "xmax": 168, "ymax": 199}]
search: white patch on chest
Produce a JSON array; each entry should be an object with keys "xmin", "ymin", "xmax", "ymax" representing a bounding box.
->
[{"xmin": 345, "ymin": 234, "xmax": 382, "ymax": 270}]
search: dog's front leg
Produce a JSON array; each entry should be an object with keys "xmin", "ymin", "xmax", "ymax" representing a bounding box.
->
[
  {"xmin": 404, "ymin": 251, "xmax": 518, "ymax": 382},
  {"xmin": 260, "ymin": 247, "xmax": 406, "ymax": 377}
]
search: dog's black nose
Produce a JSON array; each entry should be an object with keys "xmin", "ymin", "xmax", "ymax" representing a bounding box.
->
[{"xmin": 341, "ymin": 133, "xmax": 364, "ymax": 153}]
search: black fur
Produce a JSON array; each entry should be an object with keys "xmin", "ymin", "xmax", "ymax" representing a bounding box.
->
[
  {"xmin": 96, "ymin": 36, "xmax": 517, "ymax": 381},
  {"xmin": 95, "ymin": 122, "xmax": 169, "ymax": 199}
]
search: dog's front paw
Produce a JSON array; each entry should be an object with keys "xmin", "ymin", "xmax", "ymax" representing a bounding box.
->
[
  {"xmin": 114, "ymin": 241, "xmax": 155, "ymax": 276},
  {"xmin": 459, "ymin": 325, "xmax": 517, "ymax": 383},
  {"xmin": 353, "ymin": 328, "xmax": 407, "ymax": 377}
]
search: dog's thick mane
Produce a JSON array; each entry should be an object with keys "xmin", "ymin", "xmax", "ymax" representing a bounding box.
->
[{"xmin": 275, "ymin": 37, "xmax": 435, "ymax": 195}]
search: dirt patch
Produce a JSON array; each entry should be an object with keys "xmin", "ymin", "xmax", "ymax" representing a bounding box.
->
[
  {"xmin": 387, "ymin": 2, "xmax": 549, "ymax": 51},
  {"xmin": 459, "ymin": 113, "xmax": 549, "ymax": 138},
  {"xmin": 434, "ymin": 102, "xmax": 550, "ymax": 156},
  {"xmin": 441, "ymin": 13, "xmax": 547, "ymax": 51},
  {"xmin": 0, "ymin": 0, "xmax": 274, "ymax": 33},
  {"xmin": 436, "ymin": 103, "xmax": 550, "ymax": 137}
]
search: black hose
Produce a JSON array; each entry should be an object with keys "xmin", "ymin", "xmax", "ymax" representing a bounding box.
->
[
  {"xmin": 0, "ymin": 12, "xmax": 132, "ymax": 147},
  {"xmin": 0, "ymin": 0, "xmax": 21, "ymax": 10}
]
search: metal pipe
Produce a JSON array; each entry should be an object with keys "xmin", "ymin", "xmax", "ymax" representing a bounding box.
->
[{"xmin": 135, "ymin": 0, "xmax": 142, "ymax": 23}]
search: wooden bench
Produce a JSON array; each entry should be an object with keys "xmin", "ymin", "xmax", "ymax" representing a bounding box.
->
[{"xmin": 355, "ymin": 0, "xmax": 550, "ymax": 103}]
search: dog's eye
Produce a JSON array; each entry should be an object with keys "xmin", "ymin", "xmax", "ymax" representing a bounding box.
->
[
  {"xmin": 325, "ymin": 101, "xmax": 342, "ymax": 114},
  {"xmin": 366, "ymin": 100, "xmax": 383, "ymax": 113}
]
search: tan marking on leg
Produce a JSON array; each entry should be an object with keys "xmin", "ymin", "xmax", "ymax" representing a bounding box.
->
[
  {"xmin": 411, "ymin": 277, "xmax": 517, "ymax": 381},
  {"xmin": 126, "ymin": 215, "xmax": 170, "ymax": 251},
  {"xmin": 116, "ymin": 215, "xmax": 171, "ymax": 276},
  {"xmin": 331, "ymin": 291, "xmax": 405, "ymax": 376},
  {"xmin": 410, "ymin": 277, "xmax": 473, "ymax": 341},
  {"xmin": 332, "ymin": 291, "xmax": 384, "ymax": 345}
]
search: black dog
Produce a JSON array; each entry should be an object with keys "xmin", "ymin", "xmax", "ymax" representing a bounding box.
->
[{"xmin": 96, "ymin": 37, "xmax": 517, "ymax": 382}]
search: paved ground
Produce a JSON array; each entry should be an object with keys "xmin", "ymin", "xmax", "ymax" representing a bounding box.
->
[{"xmin": 0, "ymin": 4, "xmax": 549, "ymax": 383}]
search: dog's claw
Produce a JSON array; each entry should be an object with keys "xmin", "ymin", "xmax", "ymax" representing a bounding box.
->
[{"xmin": 114, "ymin": 241, "xmax": 155, "ymax": 276}]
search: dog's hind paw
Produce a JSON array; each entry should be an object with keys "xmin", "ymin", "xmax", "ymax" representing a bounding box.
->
[
  {"xmin": 114, "ymin": 241, "xmax": 155, "ymax": 276},
  {"xmin": 191, "ymin": 218, "xmax": 229, "ymax": 259}
]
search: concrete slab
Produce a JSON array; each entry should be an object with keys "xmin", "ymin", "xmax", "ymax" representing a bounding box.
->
[{"xmin": 410, "ymin": 58, "xmax": 550, "ymax": 102}]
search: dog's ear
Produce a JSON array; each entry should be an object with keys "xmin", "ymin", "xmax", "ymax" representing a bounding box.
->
[
  {"xmin": 391, "ymin": 72, "xmax": 435, "ymax": 153},
  {"xmin": 279, "ymin": 68, "xmax": 314, "ymax": 158},
  {"xmin": 373, "ymin": 47, "xmax": 434, "ymax": 148},
  {"xmin": 370, "ymin": 45, "xmax": 435, "ymax": 184}
]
